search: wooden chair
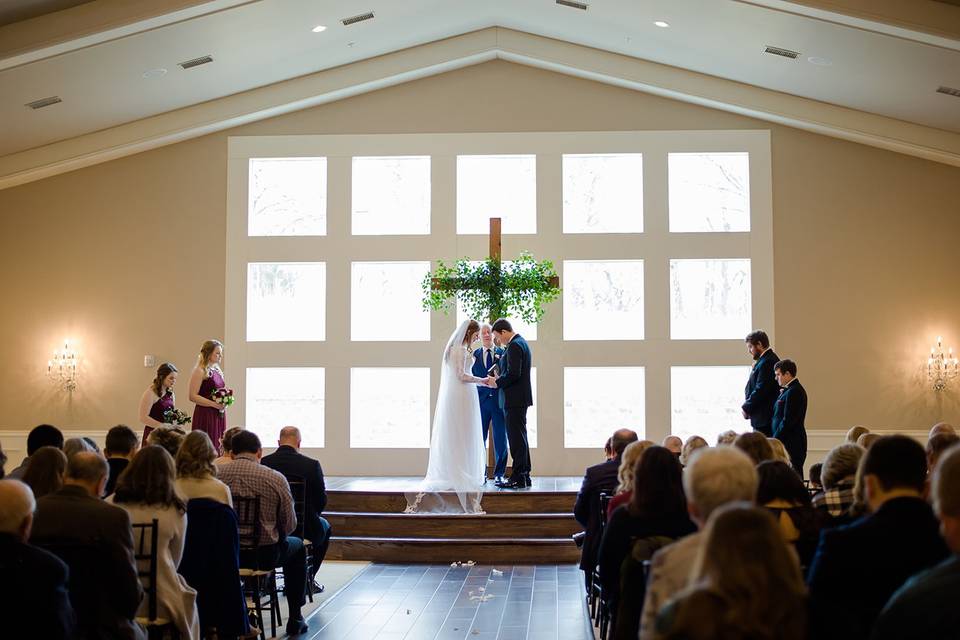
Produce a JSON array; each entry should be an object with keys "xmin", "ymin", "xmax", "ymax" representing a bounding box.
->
[
  {"xmin": 234, "ymin": 495, "xmax": 282, "ymax": 640},
  {"xmin": 280, "ymin": 475, "xmax": 314, "ymax": 603},
  {"xmin": 131, "ymin": 519, "xmax": 180, "ymax": 640},
  {"xmin": 593, "ymin": 492, "xmax": 613, "ymax": 637}
]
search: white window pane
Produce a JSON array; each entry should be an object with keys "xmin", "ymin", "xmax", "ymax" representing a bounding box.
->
[
  {"xmin": 455, "ymin": 261, "xmax": 537, "ymax": 340},
  {"xmin": 352, "ymin": 262, "xmax": 431, "ymax": 341},
  {"xmin": 670, "ymin": 259, "xmax": 751, "ymax": 339},
  {"xmin": 247, "ymin": 262, "xmax": 325, "ymax": 342},
  {"xmin": 671, "ymin": 366, "xmax": 752, "ymax": 444},
  {"xmin": 246, "ymin": 367, "xmax": 325, "ymax": 447},
  {"xmin": 669, "ymin": 152, "xmax": 750, "ymax": 232},
  {"xmin": 564, "ymin": 260, "xmax": 644, "ymax": 340},
  {"xmin": 248, "ymin": 158, "xmax": 326, "ymax": 236},
  {"xmin": 351, "ymin": 368, "xmax": 430, "ymax": 448},
  {"xmin": 457, "ymin": 155, "xmax": 536, "ymax": 234},
  {"xmin": 352, "ymin": 156, "xmax": 431, "ymax": 235},
  {"xmin": 564, "ymin": 367, "xmax": 645, "ymax": 447},
  {"xmin": 563, "ymin": 154, "xmax": 643, "ymax": 233},
  {"xmin": 528, "ymin": 368, "xmax": 538, "ymax": 448}
]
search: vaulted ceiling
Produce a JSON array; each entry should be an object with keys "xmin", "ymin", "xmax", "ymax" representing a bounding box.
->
[{"xmin": 1, "ymin": 0, "xmax": 958, "ymax": 188}]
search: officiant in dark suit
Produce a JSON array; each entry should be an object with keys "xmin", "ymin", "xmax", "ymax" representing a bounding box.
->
[
  {"xmin": 473, "ymin": 323, "xmax": 508, "ymax": 482},
  {"xmin": 772, "ymin": 359, "xmax": 808, "ymax": 477},
  {"xmin": 742, "ymin": 330, "xmax": 780, "ymax": 437},
  {"xmin": 491, "ymin": 318, "xmax": 533, "ymax": 489}
]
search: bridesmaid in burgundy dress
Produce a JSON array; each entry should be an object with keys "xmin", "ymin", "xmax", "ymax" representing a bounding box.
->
[
  {"xmin": 190, "ymin": 339, "xmax": 227, "ymax": 453},
  {"xmin": 138, "ymin": 363, "xmax": 179, "ymax": 447}
]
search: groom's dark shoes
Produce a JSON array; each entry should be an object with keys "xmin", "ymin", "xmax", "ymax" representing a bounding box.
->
[{"xmin": 496, "ymin": 474, "xmax": 531, "ymax": 489}]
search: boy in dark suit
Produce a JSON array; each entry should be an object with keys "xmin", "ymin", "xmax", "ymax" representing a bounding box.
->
[{"xmin": 771, "ymin": 359, "xmax": 808, "ymax": 476}]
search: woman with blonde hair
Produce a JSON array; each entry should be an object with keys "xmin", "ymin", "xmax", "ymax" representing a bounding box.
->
[
  {"xmin": 139, "ymin": 362, "xmax": 179, "ymax": 447},
  {"xmin": 189, "ymin": 340, "xmax": 228, "ymax": 453},
  {"xmin": 607, "ymin": 439, "xmax": 655, "ymax": 519},
  {"xmin": 767, "ymin": 438, "xmax": 792, "ymax": 465},
  {"xmin": 679, "ymin": 436, "xmax": 709, "ymax": 467},
  {"xmin": 846, "ymin": 425, "xmax": 870, "ymax": 444},
  {"xmin": 175, "ymin": 431, "xmax": 232, "ymax": 506}
]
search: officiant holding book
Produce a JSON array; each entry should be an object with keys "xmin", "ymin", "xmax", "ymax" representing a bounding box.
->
[{"xmin": 473, "ymin": 323, "xmax": 508, "ymax": 483}]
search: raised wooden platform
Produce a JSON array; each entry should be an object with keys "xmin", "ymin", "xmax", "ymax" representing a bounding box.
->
[{"xmin": 325, "ymin": 476, "xmax": 583, "ymax": 564}]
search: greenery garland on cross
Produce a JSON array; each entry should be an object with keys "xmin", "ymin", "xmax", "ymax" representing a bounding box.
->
[{"xmin": 422, "ymin": 218, "xmax": 561, "ymax": 323}]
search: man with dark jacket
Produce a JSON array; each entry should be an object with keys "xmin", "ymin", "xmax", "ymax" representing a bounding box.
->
[
  {"xmin": 30, "ymin": 452, "xmax": 145, "ymax": 640},
  {"xmin": 807, "ymin": 436, "xmax": 950, "ymax": 640},
  {"xmin": 261, "ymin": 426, "xmax": 331, "ymax": 592},
  {"xmin": 574, "ymin": 428, "xmax": 638, "ymax": 586},
  {"xmin": 771, "ymin": 359, "xmax": 808, "ymax": 476},
  {"xmin": 742, "ymin": 331, "xmax": 779, "ymax": 437},
  {"xmin": 0, "ymin": 479, "xmax": 75, "ymax": 639},
  {"xmin": 8, "ymin": 424, "xmax": 63, "ymax": 480},
  {"xmin": 104, "ymin": 424, "xmax": 139, "ymax": 496}
]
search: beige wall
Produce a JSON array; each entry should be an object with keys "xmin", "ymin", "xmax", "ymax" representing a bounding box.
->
[{"xmin": 1, "ymin": 60, "xmax": 958, "ymax": 470}]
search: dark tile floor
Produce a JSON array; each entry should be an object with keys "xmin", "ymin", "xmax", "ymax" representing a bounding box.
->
[{"xmin": 302, "ymin": 564, "xmax": 594, "ymax": 640}]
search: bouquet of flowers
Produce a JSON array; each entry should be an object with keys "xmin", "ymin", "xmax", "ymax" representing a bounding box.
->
[
  {"xmin": 162, "ymin": 408, "xmax": 192, "ymax": 426},
  {"xmin": 211, "ymin": 388, "xmax": 235, "ymax": 409}
]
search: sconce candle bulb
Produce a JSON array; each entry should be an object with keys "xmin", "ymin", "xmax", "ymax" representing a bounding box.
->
[
  {"xmin": 48, "ymin": 339, "xmax": 78, "ymax": 391},
  {"xmin": 928, "ymin": 335, "xmax": 959, "ymax": 392}
]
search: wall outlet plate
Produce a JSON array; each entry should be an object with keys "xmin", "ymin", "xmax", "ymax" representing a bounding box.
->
[{"xmin": 144, "ymin": 355, "xmax": 156, "ymax": 367}]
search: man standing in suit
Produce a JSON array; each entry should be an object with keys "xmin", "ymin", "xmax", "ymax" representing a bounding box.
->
[
  {"xmin": 473, "ymin": 323, "xmax": 508, "ymax": 483},
  {"xmin": 742, "ymin": 330, "xmax": 779, "ymax": 437},
  {"xmin": 771, "ymin": 359, "xmax": 808, "ymax": 476},
  {"xmin": 491, "ymin": 318, "xmax": 533, "ymax": 489},
  {"xmin": 261, "ymin": 426, "xmax": 332, "ymax": 594}
]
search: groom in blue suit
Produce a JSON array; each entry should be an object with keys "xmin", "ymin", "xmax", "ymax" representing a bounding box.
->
[{"xmin": 473, "ymin": 323, "xmax": 508, "ymax": 482}]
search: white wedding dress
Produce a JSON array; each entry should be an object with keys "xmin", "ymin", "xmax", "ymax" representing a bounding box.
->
[{"xmin": 405, "ymin": 320, "xmax": 487, "ymax": 514}]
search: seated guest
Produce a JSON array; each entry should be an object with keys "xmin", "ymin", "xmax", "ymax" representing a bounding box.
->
[
  {"xmin": 654, "ymin": 504, "xmax": 807, "ymax": 640},
  {"xmin": 574, "ymin": 429, "xmax": 638, "ymax": 587},
  {"xmin": 846, "ymin": 425, "xmax": 870, "ymax": 444},
  {"xmin": 809, "ymin": 462, "xmax": 823, "ymax": 493},
  {"xmin": 30, "ymin": 452, "xmax": 145, "ymax": 640},
  {"xmin": 111, "ymin": 446, "xmax": 200, "ymax": 639},
  {"xmin": 756, "ymin": 460, "xmax": 825, "ymax": 568},
  {"xmin": 82, "ymin": 437, "xmax": 101, "ymax": 455},
  {"xmin": 679, "ymin": 436, "xmax": 708, "ymax": 467},
  {"xmin": 715, "ymin": 430, "xmax": 738, "ymax": 446},
  {"xmin": 8, "ymin": 424, "xmax": 63, "ymax": 479},
  {"xmin": 104, "ymin": 425, "xmax": 140, "ymax": 496},
  {"xmin": 813, "ymin": 443, "xmax": 864, "ymax": 524},
  {"xmin": 22, "ymin": 446, "xmax": 67, "ymax": 499},
  {"xmin": 662, "ymin": 435, "xmax": 682, "ymax": 458},
  {"xmin": 262, "ymin": 426, "xmax": 332, "ymax": 592},
  {"xmin": 598, "ymin": 446, "xmax": 696, "ymax": 639},
  {"xmin": 639, "ymin": 447, "xmax": 759, "ymax": 640},
  {"xmin": 0, "ymin": 479, "xmax": 75, "ymax": 639},
  {"xmin": 807, "ymin": 436, "xmax": 950, "ymax": 640},
  {"xmin": 603, "ymin": 437, "xmax": 614, "ymax": 461},
  {"xmin": 63, "ymin": 437, "xmax": 96, "ymax": 458},
  {"xmin": 147, "ymin": 426, "xmax": 186, "ymax": 459},
  {"xmin": 734, "ymin": 431, "xmax": 775, "ymax": 465},
  {"xmin": 767, "ymin": 437, "xmax": 792, "ymax": 465},
  {"xmin": 926, "ymin": 432, "xmax": 960, "ymax": 474},
  {"xmin": 607, "ymin": 439, "xmax": 654, "ymax": 519},
  {"xmin": 175, "ymin": 431, "xmax": 232, "ymax": 506},
  {"xmin": 857, "ymin": 432, "xmax": 881, "ymax": 449},
  {"xmin": 218, "ymin": 431, "xmax": 309, "ymax": 636},
  {"xmin": 929, "ymin": 422, "xmax": 956, "ymax": 439},
  {"xmin": 1, "ymin": 442, "xmax": 7, "ymax": 477},
  {"xmin": 214, "ymin": 426, "xmax": 244, "ymax": 466},
  {"xmin": 873, "ymin": 444, "xmax": 960, "ymax": 639}
]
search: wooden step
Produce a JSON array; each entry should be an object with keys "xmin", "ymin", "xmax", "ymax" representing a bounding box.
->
[
  {"xmin": 326, "ymin": 512, "xmax": 582, "ymax": 539},
  {"xmin": 327, "ymin": 536, "xmax": 581, "ymax": 564},
  {"xmin": 326, "ymin": 490, "xmax": 576, "ymax": 514}
]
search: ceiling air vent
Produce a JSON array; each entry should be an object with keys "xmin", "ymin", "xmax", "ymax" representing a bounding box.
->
[
  {"xmin": 341, "ymin": 11, "xmax": 374, "ymax": 26},
  {"xmin": 936, "ymin": 86, "xmax": 960, "ymax": 98},
  {"xmin": 764, "ymin": 45, "xmax": 800, "ymax": 59},
  {"xmin": 178, "ymin": 55, "xmax": 213, "ymax": 70},
  {"xmin": 556, "ymin": 0, "xmax": 589, "ymax": 9},
  {"xmin": 25, "ymin": 96, "xmax": 62, "ymax": 110}
]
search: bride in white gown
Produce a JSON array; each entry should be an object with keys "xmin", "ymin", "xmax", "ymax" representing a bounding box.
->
[{"xmin": 405, "ymin": 319, "xmax": 491, "ymax": 514}]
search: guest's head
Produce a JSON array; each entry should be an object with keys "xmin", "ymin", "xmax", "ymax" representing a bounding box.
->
[
  {"xmin": 198, "ymin": 339, "xmax": 224, "ymax": 372},
  {"xmin": 927, "ymin": 432, "xmax": 960, "ymax": 474},
  {"xmin": 716, "ymin": 430, "xmax": 739, "ymax": 446},
  {"xmin": 114, "ymin": 446, "xmax": 185, "ymax": 512},
  {"xmin": 767, "ymin": 438, "xmax": 791, "ymax": 464},
  {"xmin": 151, "ymin": 362, "xmax": 179, "ymax": 396},
  {"xmin": 0, "ymin": 480, "xmax": 36, "ymax": 542},
  {"xmin": 82, "ymin": 437, "xmax": 101, "ymax": 455},
  {"xmin": 147, "ymin": 426, "xmax": 186, "ymax": 459},
  {"xmin": 846, "ymin": 425, "xmax": 870, "ymax": 444},
  {"xmin": 821, "ymin": 443, "xmax": 864, "ymax": 490},
  {"xmin": 930, "ymin": 422, "xmax": 957, "ymax": 439},
  {"xmin": 734, "ymin": 432, "xmax": 775, "ymax": 465},
  {"xmin": 932, "ymin": 445, "xmax": 960, "ymax": 553},
  {"xmin": 861, "ymin": 435, "xmax": 927, "ymax": 512},
  {"xmin": 744, "ymin": 330, "xmax": 770, "ymax": 360},
  {"xmin": 610, "ymin": 429, "xmax": 639, "ymax": 458},
  {"xmin": 176, "ymin": 431, "xmax": 218, "ymax": 480},
  {"xmin": 683, "ymin": 446, "xmax": 758, "ymax": 528},
  {"xmin": 756, "ymin": 460, "xmax": 811, "ymax": 507},
  {"xmin": 63, "ymin": 437, "xmax": 95, "ymax": 458},
  {"xmin": 662, "ymin": 435, "xmax": 682, "ymax": 456},
  {"xmin": 808, "ymin": 463, "xmax": 823, "ymax": 490},
  {"xmin": 857, "ymin": 432, "xmax": 881, "ymax": 450},
  {"xmin": 64, "ymin": 451, "xmax": 109, "ymax": 498},
  {"xmin": 603, "ymin": 437, "xmax": 613, "ymax": 460},
  {"xmin": 679, "ymin": 436, "xmax": 709, "ymax": 467},
  {"xmin": 26, "ymin": 424, "xmax": 63, "ymax": 455},
  {"xmin": 278, "ymin": 426, "xmax": 302, "ymax": 450},
  {"xmin": 219, "ymin": 426, "xmax": 244, "ymax": 459},
  {"xmin": 21, "ymin": 446, "xmax": 67, "ymax": 499},
  {"xmin": 105, "ymin": 425, "xmax": 139, "ymax": 460},
  {"xmin": 629, "ymin": 446, "xmax": 686, "ymax": 519},
  {"xmin": 774, "ymin": 359, "xmax": 798, "ymax": 386},
  {"xmin": 231, "ymin": 430, "xmax": 263, "ymax": 459},
  {"xmin": 616, "ymin": 440, "xmax": 655, "ymax": 494}
]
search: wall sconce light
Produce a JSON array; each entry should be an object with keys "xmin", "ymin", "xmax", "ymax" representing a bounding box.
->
[
  {"xmin": 48, "ymin": 339, "xmax": 78, "ymax": 391},
  {"xmin": 927, "ymin": 335, "xmax": 958, "ymax": 392}
]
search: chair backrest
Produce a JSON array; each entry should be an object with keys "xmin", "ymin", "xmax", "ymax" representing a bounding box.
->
[
  {"xmin": 35, "ymin": 538, "xmax": 105, "ymax": 633},
  {"xmin": 131, "ymin": 519, "xmax": 160, "ymax": 622},
  {"xmin": 598, "ymin": 492, "xmax": 612, "ymax": 535},
  {"xmin": 284, "ymin": 475, "xmax": 307, "ymax": 539},
  {"xmin": 233, "ymin": 494, "xmax": 262, "ymax": 553}
]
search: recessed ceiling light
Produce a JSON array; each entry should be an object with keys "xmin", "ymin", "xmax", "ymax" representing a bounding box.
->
[
  {"xmin": 654, "ymin": 20, "xmax": 670, "ymax": 28},
  {"xmin": 142, "ymin": 68, "xmax": 168, "ymax": 79},
  {"xmin": 807, "ymin": 56, "xmax": 833, "ymax": 66},
  {"xmin": 312, "ymin": 25, "xmax": 327, "ymax": 33}
]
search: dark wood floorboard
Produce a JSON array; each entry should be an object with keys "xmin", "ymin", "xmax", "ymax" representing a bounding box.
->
[{"xmin": 326, "ymin": 476, "xmax": 583, "ymax": 493}]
